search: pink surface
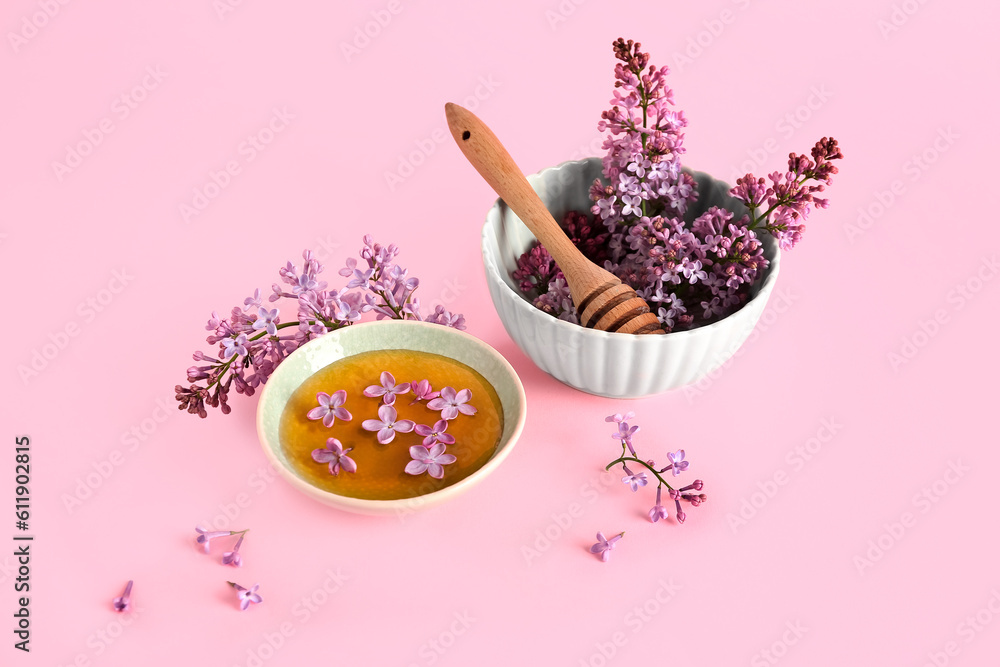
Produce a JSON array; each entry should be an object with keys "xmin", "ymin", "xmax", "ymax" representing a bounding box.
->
[{"xmin": 3, "ymin": 1, "xmax": 999, "ymax": 664}]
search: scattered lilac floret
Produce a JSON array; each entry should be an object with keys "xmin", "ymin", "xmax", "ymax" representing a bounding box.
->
[
  {"xmin": 222, "ymin": 533, "xmax": 245, "ymax": 567},
  {"xmin": 605, "ymin": 412, "xmax": 635, "ymax": 424},
  {"xmin": 311, "ymin": 438, "xmax": 357, "ymax": 475},
  {"xmin": 414, "ymin": 420, "xmax": 455, "ymax": 446},
  {"xmin": 229, "ymin": 582, "xmax": 263, "ymax": 611},
  {"xmin": 112, "ymin": 580, "xmax": 133, "ymax": 612},
  {"xmin": 612, "ymin": 421, "xmax": 639, "ymax": 456},
  {"xmin": 195, "ymin": 526, "xmax": 231, "ymax": 553},
  {"xmin": 363, "ymin": 371, "xmax": 411, "ymax": 406},
  {"xmin": 306, "ymin": 390, "xmax": 352, "ymax": 428},
  {"xmin": 361, "ymin": 405, "xmax": 415, "ymax": 444},
  {"xmin": 404, "ymin": 443, "xmax": 457, "ymax": 479},
  {"xmin": 590, "ymin": 531, "xmax": 624, "ymax": 562},
  {"xmin": 427, "ymin": 387, "xmax": 477, "ymax": 420}
]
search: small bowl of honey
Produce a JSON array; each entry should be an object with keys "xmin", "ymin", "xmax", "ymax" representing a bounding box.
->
[{"xmin": 256, "ymin": 319, "xmax": 526, "ymax": 515}]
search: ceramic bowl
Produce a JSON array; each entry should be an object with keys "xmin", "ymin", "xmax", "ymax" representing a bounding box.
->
[
  {"xmin": 256, "ymin": 319, "xmax": 527, "ymax": 515},
  {"xmin": 481, "ymin": 157, "xmax": 781, "ymax": 399}
]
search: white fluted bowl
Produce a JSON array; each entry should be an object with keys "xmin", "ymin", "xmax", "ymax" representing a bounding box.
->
[{"xmin": 481, "ymin": 157, "xmax": 780, "ymax": 399}]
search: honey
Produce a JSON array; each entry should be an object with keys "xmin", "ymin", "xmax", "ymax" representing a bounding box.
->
[{"xmin": 279, "ymin": 349, "xmax": 504, "ymax": 500}]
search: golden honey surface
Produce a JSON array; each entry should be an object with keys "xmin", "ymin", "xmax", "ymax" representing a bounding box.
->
[{"xmin": 279, "ymin": 349, "xmax": 503, "ymax": 500}]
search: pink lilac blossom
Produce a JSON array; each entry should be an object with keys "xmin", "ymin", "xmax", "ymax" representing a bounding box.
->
[
  {"xmin": 362, "ymin": 405, "xmax": 416, "ymax": 444},
  {"xmin": 306, "ymin": 390, "xmax": 352, "ymax": 428},
  {"xmin": 177, "ymin": 236, "xmax": 466, "ymax": 418},
  {"xmin": 228, "ymin": 582, "xmax": 263, "ymax": 611},
  {"xmin": 405, "ymin": 443, "xmax": 457, "ymax": 479},
  {"xmin": 427, "ymin": 387, "xmax": 477, "ymax": 420},
  {"xmin": 363, "ymin": 371, "xmax": 411, "ymax": 405},
  {"xmin": 311, "ymin": 438, "xmax": 357, "ymax": 475},
  {"xmin": 414, "ymin": 420, "xmax": 455, "ymax": 446}
]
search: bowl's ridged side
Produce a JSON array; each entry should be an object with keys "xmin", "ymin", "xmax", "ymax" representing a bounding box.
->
[{"xmin": 481, "ymin": 158, "xmax": 781, "ymax": 399}]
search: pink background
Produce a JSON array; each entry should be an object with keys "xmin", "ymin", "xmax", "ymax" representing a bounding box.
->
[{"xmin": 3, "ymin": 0, "xmax": 999, "ymax": 665}]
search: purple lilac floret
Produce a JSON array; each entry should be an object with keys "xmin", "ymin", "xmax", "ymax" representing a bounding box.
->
[
  {"xmin": 363, "ymin": 371, "xmax": 411, "ymax": 405},
  {"xmin": 112, "ymin": 580, "xmax": 133, "ymax": 612},
  {"xmin": 362, "ymin": 405, "xmax": 415, "ymax": 444},
  {"xmin": 228, "ymin": 582, "xmax": 263, "ymax": 611},
  {"xmin": 427, "ymin": 387, "xmax": 477, "ymax": 420},
  {"xmin": 306, "ymin": 390, "xmax": 352, "ymax": 428},
  {"xmin": 311, "ymin": 438, "xmax": 357, "ymax": 475},
  {"xmin": 222, "ymin": 533, "xmax": 245, "ymax": 567},
  {"xmin": 414, "ymin": 419, "xmax": 455, "ymax": 446},
  {"xmin": 605, "ymin": 412, "xmax": 707, "ymax": 525},
  {"xmin": 509, "ymin": 38, "xmax": 842, "ymax": 334},
  {"xmin": 590, "ymin": 531, "xmax": 624, "ymax": 562},
  {"xmin": 177, "ymin": 236, "xmax": 466, "ymax": 418},
  {"xmin": 404, "ymin": 443, "xmax": 457, "ymax": 479}
]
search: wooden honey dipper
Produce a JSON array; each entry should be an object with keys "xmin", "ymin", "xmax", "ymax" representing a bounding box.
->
[{"xmin": 445, "ymin": 103, "xmax": 663, "ymax": 335}]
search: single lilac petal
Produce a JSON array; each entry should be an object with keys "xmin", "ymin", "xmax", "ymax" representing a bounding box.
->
[
  {"xmin": 363, "ymin": 384, "xmax": 389, "ymax": 398},
  {"xmin": 456, "ymin": 403, "xmax": 477, "ymax": 416},
  {"xmin": 306, "ymin": 406, "xmax": 328, "ymax": 421},
  {"xmin": 405, "ymin": 459, "xmax": 428, "ymax": 475},
  {"xmin": 362, "ymin": 418, "xmax": 384, "ymax": 432},
  {"xmin": 339, "ymin": 454, "xmax": 357, "ymax": 474},
  {"xmin": 332, "ymin": 407, "xmax": 352, "ymax": 422},
  {"xmin": 377, "ymin": 427, "xmax": 395, "ymax": 444},
  {"xmin": 394, "ymin": 419, "xmax": 415, "ymax": 433}
]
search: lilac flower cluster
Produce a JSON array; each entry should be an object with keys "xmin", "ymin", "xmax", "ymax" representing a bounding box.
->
[
  {"xmin": 305, "ymin": 373, "xmax": 476, "ymax": 481},
  {"xmin": 176, "ymin": 236, "xmax": 466, "ymax": 418},
  {"xmin": 511, "ymin": 38, "xmax": 843, "ymax": 333},
  {"xmin": 605, "ymin": 412, "xmax": 706, "ymax": 525}
]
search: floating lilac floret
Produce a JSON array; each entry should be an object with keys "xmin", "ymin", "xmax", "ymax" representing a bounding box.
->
[
  {"xmin": 362, "ymin": 405, "xmax": 415, "ymax": 444},
  {"xmin": 427, "ymin": 387, "xmax": 477, "ymax": 420},
  {"xmin": 414, "ymin": 420, "xmax": 455, "ymax": 446},
  {"xmin": 405, "ymin": 443, "xmax": 457, "ymax": 479},
  {"xmin": 612, "ymin": 421, "xmax": 639, "ymax": 456},
  {"xmin": 228, "ymin": 582, "xmax": 263, "ymax": 611},
  {"xmin": 306, "ymin": 390, "xmax": 352, "ymax": 428},
  {"xmin": 312, "ymin": 438, "xmax": 357, "ymax": 475},
  {"xmin": 112, "ymin": 580, "xmax": 133, "ymax": 612},
  {"xmin": 409, "ymin": 379, "xmax": 440, "ymax": 404},
  {"xmin": 590, "ymin": 532, "xmax": 624, "ymax": 562},
  {"xmin": 363, "ymin": 371, "xmax": 411, "ymax": 406}
]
